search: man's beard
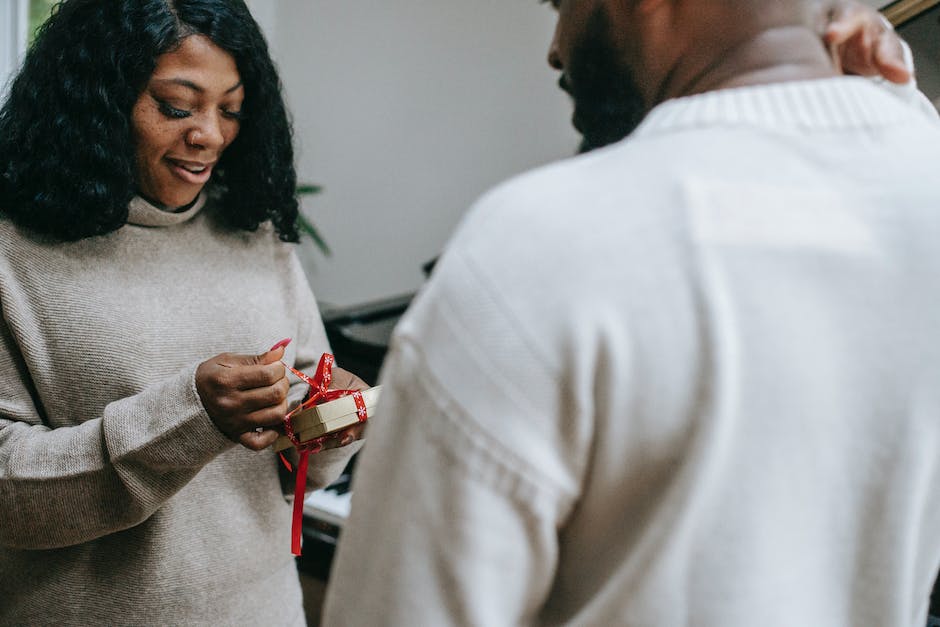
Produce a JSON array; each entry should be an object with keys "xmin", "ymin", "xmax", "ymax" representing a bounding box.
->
[{"xmin": 562, "ymin": 7, "xmax": 647, "ymax": 153}]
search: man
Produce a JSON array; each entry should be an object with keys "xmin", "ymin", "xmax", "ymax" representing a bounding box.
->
[{"xmin": 324, "ymin": 1, "xmax": 940, "ymax": 624}]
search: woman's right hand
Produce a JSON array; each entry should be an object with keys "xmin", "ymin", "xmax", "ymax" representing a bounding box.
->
[{"xmin": 195, "ymin": 344, "xmax": 290, "ymax": 451}]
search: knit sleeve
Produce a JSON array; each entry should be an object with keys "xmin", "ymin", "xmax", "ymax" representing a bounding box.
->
[{"xmin": 0, "ymin": 313, "xmax": 235, "ymax": 550}]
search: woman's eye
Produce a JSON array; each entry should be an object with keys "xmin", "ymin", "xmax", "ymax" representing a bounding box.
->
[
  {"xmin": 157, "ymin": 101, "xmax": 192, "ymax": 119},
  {"xmin": 222, "ymin": 108, "xmax": 245, "ymax": 121}
]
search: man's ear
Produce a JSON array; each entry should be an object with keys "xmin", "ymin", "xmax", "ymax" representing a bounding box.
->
[
  {"xmin": 611, "ymin": 0, "xmax": 671, "ymax": 36},
  {"xmin": 636, "ymin": 0, "xmax": 669, "ymax": 14},
  {"xmin": 627, "ymin": 0, "xmax": 677, "ymax": 34},
  {"xmin": 612, "ymin": 0, "xmax": 669, "ymax": 18},
  {"xmin": 626, "ymin": 0, "xmax": 679, "ymax": 43}
]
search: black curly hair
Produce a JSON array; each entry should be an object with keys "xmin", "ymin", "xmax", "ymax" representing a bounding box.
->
[{"xmin": 0, "ymin": 0, "xmax": 300, "ymax": 242}]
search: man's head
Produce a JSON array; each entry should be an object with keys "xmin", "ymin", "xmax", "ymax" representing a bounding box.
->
[
  {"xmin": 547, "ymin": 2, "xmax": 645, "ymax": 152},
  {"xmin": 545, "ymin": 0, "xmax": 833, "ymax": 152}
]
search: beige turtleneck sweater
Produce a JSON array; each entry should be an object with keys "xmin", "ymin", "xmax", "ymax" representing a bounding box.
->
[{"xmin": 0, "ymin": 195, "xmax": 357, "ymax": 625}]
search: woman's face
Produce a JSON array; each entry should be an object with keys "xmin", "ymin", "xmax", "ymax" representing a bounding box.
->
[{"xmin": 131, "ymin": 35, "xmax": 245, "ymax": 209}]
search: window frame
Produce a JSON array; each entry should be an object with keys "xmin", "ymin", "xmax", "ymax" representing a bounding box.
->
[
  {"xmin": 0, "ymin": 0, "xmax": 29, "ymax": 98},
  {"xmin": 884, "ymin": 0, "xmax": 940, "ymax": 25}
]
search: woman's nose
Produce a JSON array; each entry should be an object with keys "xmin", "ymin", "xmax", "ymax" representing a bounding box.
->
[{"xmin": 186, "ymin": 114, "xmax": 225, "ymax": 150}]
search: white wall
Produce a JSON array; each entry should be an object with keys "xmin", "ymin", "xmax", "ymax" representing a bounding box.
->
[
  {"xmin": 244, "ymin": 0, "xmax": 276, "ymax": 42},
  {"xmin": 254, "ymin": 1, "xmax": 579, "ymax": 308}
]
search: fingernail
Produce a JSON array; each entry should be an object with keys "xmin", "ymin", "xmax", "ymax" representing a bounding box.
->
[{"xmin": 269, "ymin": 338, "xmax": 292, "ymax": 351}]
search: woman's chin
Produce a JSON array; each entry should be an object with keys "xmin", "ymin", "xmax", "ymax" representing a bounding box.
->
[{"xmin": 139, "ymin": 189, "xmax": 204, "ymax": 211}]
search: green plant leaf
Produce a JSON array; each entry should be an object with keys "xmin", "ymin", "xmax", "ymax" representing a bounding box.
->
[
  {"xmin": 296, "ymin": 183, "xmax": 331, "ymax": 256},
  {"xmin": 297, "ymin": 213, "xmax": 331, "ymax": 255},
  {"xmin": 296, "ymin": 184, "xmax": 323, "ymax": 196}
]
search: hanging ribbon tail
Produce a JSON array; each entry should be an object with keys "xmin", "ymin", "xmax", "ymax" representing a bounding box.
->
[
  {"xmin": 281, "ymin": 352, "xmax": 365, "ymax": 556},
  {"xmin": 291, "ymin": 449, "xmax": 311, "ymax": 556}
]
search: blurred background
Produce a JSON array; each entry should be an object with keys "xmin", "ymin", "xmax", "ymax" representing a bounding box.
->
[{"xmin": 243, "ymin": 1, "xmax": 578, "ymax": 308}]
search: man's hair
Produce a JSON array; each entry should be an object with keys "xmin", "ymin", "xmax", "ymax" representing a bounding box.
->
[{"xmin": 0, "ymin": 0, "xmax": 300, "ymax": 242}]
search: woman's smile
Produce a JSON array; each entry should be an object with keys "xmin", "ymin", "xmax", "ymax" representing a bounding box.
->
[{"xmin": 165, "ymin": 157, "xmax": 216, "ymax": 185}]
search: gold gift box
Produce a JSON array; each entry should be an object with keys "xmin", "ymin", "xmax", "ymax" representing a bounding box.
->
[{"xmin": 272, "ymin": 386, "xmax": 381, "ymax": 452}]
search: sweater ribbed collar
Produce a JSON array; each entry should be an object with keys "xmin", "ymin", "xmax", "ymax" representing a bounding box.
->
[
  {"xmin": 633, "ymin": 77, "xmax": 925, "ymax": 140},
  {"xmin": 127, "ymin": 193, "xmax": 207, "ymax": 227}
]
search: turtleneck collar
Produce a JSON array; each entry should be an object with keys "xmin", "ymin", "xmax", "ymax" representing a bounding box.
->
[{"xmin": 127, "ymin": 193, "xmax": 207, "ymax": 227}]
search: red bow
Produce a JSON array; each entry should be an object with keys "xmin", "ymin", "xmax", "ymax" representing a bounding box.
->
[{"xmin": 280, "ymin": 353, "xmax": 367, "ymax": 556}]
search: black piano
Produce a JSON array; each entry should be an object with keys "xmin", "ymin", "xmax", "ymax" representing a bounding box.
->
[{"xmin": 296, "ymin": 292, "xmax": 413, "ymax": 580}]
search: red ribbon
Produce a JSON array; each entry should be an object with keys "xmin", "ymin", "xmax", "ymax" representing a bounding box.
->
[{"xmin": 281, "ymin": 353, "xmax": 367, "ymax": 556}]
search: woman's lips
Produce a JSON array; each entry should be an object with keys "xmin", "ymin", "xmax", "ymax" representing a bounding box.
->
[{"xmin": 166, "ymin": 158, "xmax": 214, "ymax": 184}]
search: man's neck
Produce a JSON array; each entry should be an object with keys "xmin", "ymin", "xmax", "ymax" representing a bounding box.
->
[{"xmin": 652, "ymin": 26, "xmax": 839, "ymax": 106}]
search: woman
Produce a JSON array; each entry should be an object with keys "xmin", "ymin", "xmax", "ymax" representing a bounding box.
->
[{"xmin": 0, "ymin": 1, "xmax": 361, "ymax": 624}]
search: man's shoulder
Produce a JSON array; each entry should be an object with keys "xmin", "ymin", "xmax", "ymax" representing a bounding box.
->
[
  {"xmin": 419, "ymin": 139, "xmax": 691, "ymax": 330},
  {"xmin": 456, "ymin": 138, "xmax": 680, "ymax": 243}
]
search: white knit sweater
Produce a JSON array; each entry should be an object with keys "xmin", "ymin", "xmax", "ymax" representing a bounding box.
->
[
  {"xmin": 0, "ymin": 195, "xmax": 358, "ymax": 625},
  {"xmin": 324, "ymin": 77, "xmax": 940, "ymax": 626}
]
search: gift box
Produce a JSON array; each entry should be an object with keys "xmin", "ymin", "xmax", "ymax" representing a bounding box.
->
[{"xmin": 272, "ymin": 386, "xmax": 381, "ymax": 452}]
